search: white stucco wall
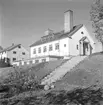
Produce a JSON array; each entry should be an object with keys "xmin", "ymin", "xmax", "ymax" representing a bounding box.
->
[
  {"xmin": 8, "ymin": 45, "xmax": 29, "ymax": 64},
  {"xmin": 0, "ymin": 45, "xmax": 29, "ymax": 64},
  {"xmin": 69, "ymin": 25, "xmax": 95, "ymax": 55},
  {"xmin": 30, "ymin": 38, "xmax": 69, "ymax": 58},
  {"xmin": 59, "ymin": 38, "xmax": 69, "ymax": 56},
  {"xmin": 30, "ymin": 25, "xmax": 98, "ymax": 57}
]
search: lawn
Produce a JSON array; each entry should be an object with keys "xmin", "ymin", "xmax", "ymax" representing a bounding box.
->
[{"xmin": 55, "ymin": 52, "xmax": 103, "ymax": 90}]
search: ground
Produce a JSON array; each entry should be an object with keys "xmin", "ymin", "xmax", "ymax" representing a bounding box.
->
[
  {"xmin": 54, "ymin": 52, "xmax": 103, "ymax": 90},
  {"xmin": 0, "ymin": 52, "xmax": 103, "ymax": 104}
]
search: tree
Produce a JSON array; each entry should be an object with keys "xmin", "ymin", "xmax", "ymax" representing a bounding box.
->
[{"xmin": 90, "ymin": 0, "xmax": 103, "ymax": 49}]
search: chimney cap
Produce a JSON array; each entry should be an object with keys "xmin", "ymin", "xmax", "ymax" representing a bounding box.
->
[{"xmin": 64, "ymin": 10, "xmax": 73, "ymax": 13}]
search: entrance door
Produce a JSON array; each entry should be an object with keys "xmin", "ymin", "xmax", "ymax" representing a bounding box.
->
[{"xmin": 83, "ymin": 42, "xmax": 89, "ymax": 55}]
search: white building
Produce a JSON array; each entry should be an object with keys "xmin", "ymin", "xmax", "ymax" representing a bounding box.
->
[
  {"xmin": 30, "ymin": 10, "xmax": 102, "ymax": 63},
  {"xmin": 0, "ymin": 44, "xmax": 29, "ymax": 65}
]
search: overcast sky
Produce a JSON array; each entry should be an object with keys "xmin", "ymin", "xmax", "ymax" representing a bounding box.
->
[{"xmin": 0, "ymin": 0, "xmax": 103, "ymax": 50}]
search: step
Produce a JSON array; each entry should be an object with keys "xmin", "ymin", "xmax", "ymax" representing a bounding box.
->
[{"xmin": 41, "ymin": 56, "xmax": 87, "ymax": 85}]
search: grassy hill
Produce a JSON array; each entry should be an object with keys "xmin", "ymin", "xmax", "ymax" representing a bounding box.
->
[
  {"xmin": 0, "ymin": 59, "xmax": 67, "ymax": 82},
  {"xmin": 0, "ymin": 53, "xmax": 103, "ymax": 104},
  {"xmin": 55, "ymin": 52, "xmax": 103, "ymax": 90}
]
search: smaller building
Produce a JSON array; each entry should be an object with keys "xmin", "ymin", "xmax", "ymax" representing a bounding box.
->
[{"xmin": 0, "ymin": 44, "xmax": 29, "ymax": 65}]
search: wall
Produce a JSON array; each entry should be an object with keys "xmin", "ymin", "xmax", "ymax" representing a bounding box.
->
[
  {"xmin": 69, "ymin": 26, "xmax": 95, "ymax": 55},
  {"xmin": 30, "ymin": 38, "xmax": 69, "ymax": 58},
  {"xmin": 7, "ymin": 45, "xmax": 29, "ymax": 64}
]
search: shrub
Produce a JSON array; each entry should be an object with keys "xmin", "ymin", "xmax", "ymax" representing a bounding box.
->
[{"xmin": 0, "ymin": 68, "xmax": 44, "ymax": 98}]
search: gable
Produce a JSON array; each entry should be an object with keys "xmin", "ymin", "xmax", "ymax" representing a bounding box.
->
[{"xmin": 0, "ymin": 44, "xmax": 21, "ymax": 53}]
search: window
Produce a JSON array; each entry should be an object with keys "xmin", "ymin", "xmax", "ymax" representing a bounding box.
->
[
  {"xmin": 49, "ymin": 44, "xmax": 53, "ymax": 51},
  {"xmin": 22, "ymin": 52, "xmax": 25, "ymax": 55},
  {"xmin": 33, "ymin": 49, "xmax": 36, "ymax": 54},
  {"xmin": 35, "ymin": 60, "xmax": 39, "ymax": 63},
  {"xmin": 81, "ymin": 32, "xmax": 84, "ymax": 34},
  {"xmin": 43, "ymin": 46, "xmax": 47, "ymax": 52},
  {"xmin": 38, "ymin": 47, "xmax": 41, "ymax": 53},
  {"xmin": 13, "ymin": 58, "xmax": 16, "ymax": 61},
  {"xmin": 13, "ymin": 51, "xmax": 16, "ymax": 54},
  {"xmin": 64, "ymin": 44, "xmax": 66, "ymax": 47},
  {"xmin": 18, "ymin": 45, "xmax": 21, "ymax": 48},
  {"xmin": 42, "ymin": 59, "xmax": 46, "ymax": 62},
  {"xmin": 55, "ymin": 43, "xmax": 59, "ymax": 50},
  {"xmin": 77, "ymin": 45, "xmax": 78, "ymax": 50}
]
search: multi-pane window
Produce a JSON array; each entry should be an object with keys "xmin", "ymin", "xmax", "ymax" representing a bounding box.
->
[
  {"xmin": 64, "ymin": 44, "xmax": 66, "ymax": 47},
  {"xmin": 55, "ymin": 43, "xmax": 59, "ymax": 50},
  {"xmin": 13, "ymin": 58, "xmax": 16, "ymax": 61},
  {"xmin": 22, "ymin": 52, "xmax": 25, "ymax": 55},
  {"xmin": 38, "ymin": 47, "xmax": 41, "ymax": 53},
  {"xmin": 43, "ymin": 46, "xmax": 47, "ymax": 52},
  {"xmin": 49, "ymin": 44, "xmax": 53, "ymax": 51},
  {"xmin": 77, "ymin": 45, "xmax": 78, "ymax": 50},
  {"xmin": 13, "ymin": 51, "xmax": 16, "ymax": 54},
  {"xmin": 33, "ymin": 49, "xmax": 36, "ymax": 54}
]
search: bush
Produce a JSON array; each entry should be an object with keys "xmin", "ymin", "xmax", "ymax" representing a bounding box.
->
[
  {"xmin": 0, "ymin": 68, "xmax": 44, "ymax": 98},
  {"xmin": 0, "ymin": 85, "xmax": 103, "ymax": 105}
]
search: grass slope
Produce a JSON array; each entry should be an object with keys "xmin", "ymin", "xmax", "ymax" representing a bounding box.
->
[
  {"xmin": 55, "ymin": 52, "xmax": 103, "ymax": 90},
  {"xmin": 0, "ymin": 59, "xmax": 67, "ymax": 82}
]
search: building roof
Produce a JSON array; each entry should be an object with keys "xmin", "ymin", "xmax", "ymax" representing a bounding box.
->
[
  {"xmin": 30, "ymin": 24, "xmax": 83, "ymax": 47},
  {"xmin": 0, "ymin": 44, "xmax": 21, "ymax": 53}
]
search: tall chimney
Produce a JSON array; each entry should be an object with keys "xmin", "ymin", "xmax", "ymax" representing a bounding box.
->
[{"xmin": 64, "ymin": 10, "xmax": 73, "ymax": 33}]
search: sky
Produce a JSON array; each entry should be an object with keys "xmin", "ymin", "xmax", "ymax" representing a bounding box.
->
[{"xmin": 0, "ymin": 0, "xmax": 103, "ymax": 50}]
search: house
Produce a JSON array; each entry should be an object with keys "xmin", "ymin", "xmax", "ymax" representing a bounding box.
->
[
  {"xmin": 0, "ymin": 44, "xmax": 29, "ymax": 65},
  {"xmin": 30, "ymin": 10, "xmax": 102, "ymax": 63}
]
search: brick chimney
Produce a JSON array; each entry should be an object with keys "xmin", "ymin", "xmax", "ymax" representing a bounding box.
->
[{"xmin": 64, "ymin": 10, "xmax": 73, "ymax": 33}]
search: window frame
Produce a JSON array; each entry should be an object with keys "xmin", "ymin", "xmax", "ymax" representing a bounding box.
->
[
  {"xmin": 13, "ymin": 51, "xmax": 16, "ymax": 54},
  {"xmin": 33, "ymin": 48, "xmax": 36, "ymax": 54},
  {"xmin": 77, "ymin": 45, "xmax": 79, "ymax": 50},
  {"xmin": 22, "ymin": 52, "xmax": 25, "ymax": 55},
  {"xmin": 43, "ymin": 46, "xmax": 47, "ymax": 52},
  {"xmin": 49, "ymin": 44, "xmax": 53, "ymax": 51},
  {"xmin": 13, "ymin": 58, "xmax": 16, "ymax": 61},
  {"xmin": 55, "ymin": 43, "xmax": 59, "ymax": 50},
  {"xmin": 38, "ymin": 47, "xmax": 41, "ymax": 53}
]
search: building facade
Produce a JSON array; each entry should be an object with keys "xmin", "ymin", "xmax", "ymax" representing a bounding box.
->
[
  {"xmin": 0, "ymin": 44, "xmax": 29, "ymax": 65},
  {"xmin": 29, "ymin": 10, "xmax": 102, "ymax": 64}
]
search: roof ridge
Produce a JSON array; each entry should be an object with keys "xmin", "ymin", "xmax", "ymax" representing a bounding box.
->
[{"xmin": 30, "ymin": 24, "xmax": 83, "ymax": 47}]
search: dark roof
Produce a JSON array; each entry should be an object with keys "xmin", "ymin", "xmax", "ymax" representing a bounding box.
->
[
  {"xmin": 30, "ymin": 24, "xmax": 83, "ymax": 47},
  {"xmin": 0, "ymin": 44, "xmax": 21, "ymax": 53}
]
